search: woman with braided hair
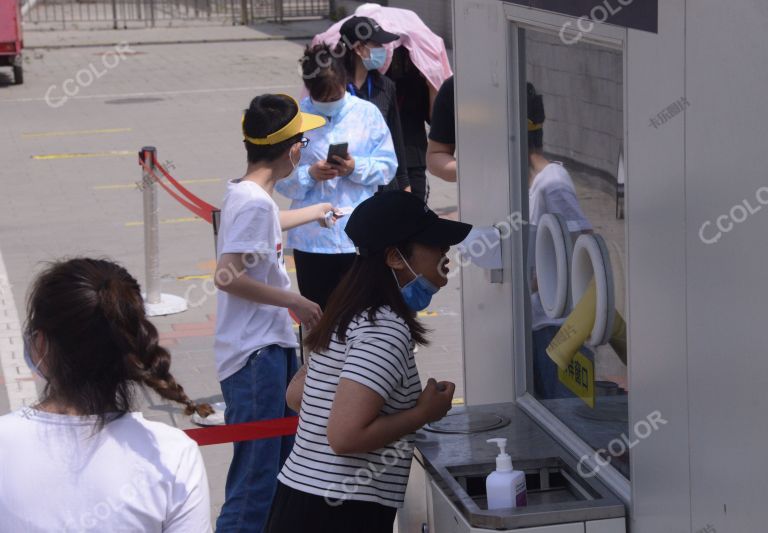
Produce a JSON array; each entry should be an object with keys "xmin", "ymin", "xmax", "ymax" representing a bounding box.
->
[{"xmin": 0, "ymin": 257, "xmax": 213, "ymax": 532}]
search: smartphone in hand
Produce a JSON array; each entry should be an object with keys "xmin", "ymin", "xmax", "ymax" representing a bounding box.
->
[{"xmin": 327, "ymin": 143, "xmax": 349, "ymax": 163}]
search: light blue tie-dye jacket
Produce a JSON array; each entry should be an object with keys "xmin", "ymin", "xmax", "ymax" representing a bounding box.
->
[{"xmin": 275, "ymin": 93, "xmax": 397, "ymax": 254}]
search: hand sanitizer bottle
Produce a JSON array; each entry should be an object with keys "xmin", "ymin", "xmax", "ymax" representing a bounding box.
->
[{"xmin": 486, "ymin": 438, "xmax": 528, "ymax": 510}]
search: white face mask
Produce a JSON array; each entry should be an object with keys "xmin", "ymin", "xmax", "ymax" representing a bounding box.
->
[
  {"xmin": 311, "ymin": 95, "xmax": 345, "ymax": 118},
  {"xmin": 284, "ymin": 140, "xmax": 305, "ymax": 178},
  {"xmin": 363, "ymin": 47, "xmax": 387, "ymax": 71}
]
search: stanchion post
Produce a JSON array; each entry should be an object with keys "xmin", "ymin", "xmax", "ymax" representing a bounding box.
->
[
  {"xmin": 137, "ymin": 146, "xmax": 188, "ymax": 317},
  {"xmin": 141, "ymin": 146, "xmax": 161, "ymax": 305}
]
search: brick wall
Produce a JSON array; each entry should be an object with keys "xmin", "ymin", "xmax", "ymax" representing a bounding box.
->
[{"xmin": 526, "ymin": 30, "xmax": 623, "ymax": 177}]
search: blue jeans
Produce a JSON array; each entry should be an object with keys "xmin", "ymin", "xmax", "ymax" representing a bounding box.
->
[{"xmin": 216, "ymin": 345, "xmax": 299, "ymax": 533}]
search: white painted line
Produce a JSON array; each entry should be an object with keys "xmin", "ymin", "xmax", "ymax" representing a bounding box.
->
[
  {"xmin": 0, "ymin": 85, "xmax": 297, "ymax": 104},
  {"xmin": 0, "ymin": 249, "xmax": 37, "ymax": 412}
]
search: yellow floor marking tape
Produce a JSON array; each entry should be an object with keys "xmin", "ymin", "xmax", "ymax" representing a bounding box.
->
[
  {"xmin": 125, "ymin": 217, "xmax": 202, "ymax": 227},
  {"xmin": 33, "ymin": 150, "xmax": 134, "ymax": 160},
  {"xmin": 94, "ymin": 178, "xmax": 221, "ymax": 191},
  {"xmin": 177, "ymin": 274, "xmax": 212, "ymax": 281},
  {"xmin": 417, "ymin": 310, "xmax": 440, "ymax": 318},
  {"xmin": 22, "ymin": 128, "xmax": 132, "ymax": 139}
]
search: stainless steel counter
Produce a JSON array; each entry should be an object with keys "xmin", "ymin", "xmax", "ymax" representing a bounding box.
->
[{"xmin": 413, "ymin": 402, "xmax": 626, "ymax": 530}]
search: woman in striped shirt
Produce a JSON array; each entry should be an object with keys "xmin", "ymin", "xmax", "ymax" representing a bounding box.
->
[{"xmin": 266, "ymin": 191, "xmax": 472, "ymax": 533}]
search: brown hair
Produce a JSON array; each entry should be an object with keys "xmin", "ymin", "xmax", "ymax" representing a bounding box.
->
[
  {"xmin": 305, "ymin": 244, "xmax": 429, "ymax": 354},
  {"xmin": 300, "ymin": 43, "xmax": 348, "ymax": 101},
  {"xmin": 25, "ymin": 258, "xmax": 213, "ymax": 426}
]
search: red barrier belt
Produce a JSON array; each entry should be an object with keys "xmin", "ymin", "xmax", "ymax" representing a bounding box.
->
[
  {"xmin": 153, "ymin": 158, "xmax": 217, "ymax": 216},
  {"xmin": 184, "ymin": 416, "xmax": 299, "ymax": 446},
  {"xmin": 138, "ymin": 154, "xmax": 215, "ymax": 224}
]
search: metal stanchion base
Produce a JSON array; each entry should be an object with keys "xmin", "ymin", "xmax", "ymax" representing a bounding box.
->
[{"xmin": 142, "ymin": 293, "xmax": 188, "ymax": 317}]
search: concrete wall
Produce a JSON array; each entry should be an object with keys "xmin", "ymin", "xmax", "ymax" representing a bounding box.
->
[
  {"xmin": 389, "ymin": 0, "xmax": 453, "ymax": 47},
  {"xmin": 526, "ymin": 30, "xmax": 623, "ymax": 178}
]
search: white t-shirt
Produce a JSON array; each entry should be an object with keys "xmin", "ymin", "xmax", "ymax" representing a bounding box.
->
[
  {"xmin": 529, "ymin": 162, "xmax": 592, "ymax": 331},
  {"xmin": 278, "ymin": 306, "xmax": 421, "ymax": 508},
  {"xmin": 215, "ymin": 179, "xmax": 298, "ymax": 381},
  {"xmin": 0, "ymin": 408, "xmax": 210, "ymax": 532}
]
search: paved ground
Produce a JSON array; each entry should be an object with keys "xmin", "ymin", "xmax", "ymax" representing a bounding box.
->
[{"xmin": 0, "ymin": 16, "xmax": 462, "ymax": 525}]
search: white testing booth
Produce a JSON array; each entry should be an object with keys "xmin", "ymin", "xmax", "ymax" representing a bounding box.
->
[{"xmin": 402, "ymin": 1, "xmax": 768, "ymax": 532}]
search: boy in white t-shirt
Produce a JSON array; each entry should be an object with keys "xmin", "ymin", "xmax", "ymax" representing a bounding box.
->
[{"xmin": 214, "ymin": 94, "xmax": 337, "ymax": 532}]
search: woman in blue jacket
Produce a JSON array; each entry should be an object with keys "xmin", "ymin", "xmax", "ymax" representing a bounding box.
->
[{"xmin": 276, "ymin": 43, "xmax": 397, "ymax": 309}]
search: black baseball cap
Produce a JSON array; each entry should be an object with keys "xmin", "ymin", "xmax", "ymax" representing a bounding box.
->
[
  {"xmin": 345, "ymin": 191, "xmax": 472, "ymax": 255},
  {"xmin": 340, "ymin": 16, "xmax": 400, "ymax": 46}
]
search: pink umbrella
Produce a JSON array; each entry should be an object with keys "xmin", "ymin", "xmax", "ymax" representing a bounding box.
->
[{"xmin": 308, "ymin": 2, "xmax": 452, "ymax": 92}]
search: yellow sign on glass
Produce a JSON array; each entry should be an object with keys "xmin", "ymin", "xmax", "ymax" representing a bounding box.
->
[
  {"xmin": 558, "ymin": 351, "xmax": 596, "ymax": 408},
  {"xmin": 546, "ymin": 279, "xmax": 596, "ymax": 370}
]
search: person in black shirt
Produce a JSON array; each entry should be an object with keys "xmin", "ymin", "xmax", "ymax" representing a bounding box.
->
[
  {"xmin": 427, "ymin": 75, "xmax": 457, "ymax": 182},
  {"xmin": 338, "ymin": 16, "xmax": 410, "ymax": 192},
  {"xmin": 387, "ymin": 46, "xmax": 438, "ymax": 202}
]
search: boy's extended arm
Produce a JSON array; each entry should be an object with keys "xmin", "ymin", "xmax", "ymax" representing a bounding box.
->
[
  {"xmin": 215, "ymin": 253, "xmax": 321, "ymax": 327},
  {"xmin": 279, "ymin": 203, "xmax": 332, "ymax": 231}
]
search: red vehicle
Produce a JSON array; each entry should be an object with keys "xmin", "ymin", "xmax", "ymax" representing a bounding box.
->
[{"xmin": 0, "ymin": 0, "xmax": 23, "ymax": 84}]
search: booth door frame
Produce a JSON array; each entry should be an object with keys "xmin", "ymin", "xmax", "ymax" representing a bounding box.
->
[{"xmin": 502, "ymin": 4, "xmax": 631, "ymax": 503}]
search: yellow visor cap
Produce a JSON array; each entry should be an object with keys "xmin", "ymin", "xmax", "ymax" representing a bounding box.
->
[{"xmin": 243, "ymin": 95, "xmax": 326, "ymax": 145}]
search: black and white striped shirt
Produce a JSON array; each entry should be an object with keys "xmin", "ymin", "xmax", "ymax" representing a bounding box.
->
[{"xmin": 277, "ymin": 306, "xmax": 421, "ymax": 508}]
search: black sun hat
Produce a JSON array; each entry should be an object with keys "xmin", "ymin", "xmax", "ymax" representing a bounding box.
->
[
  {"xmin": 340, "ymin": 16, "xmax": 400, "ymax": 46},
  {"xmin": 345, "ymin": 191, "xmax": 472, "ymax": 256}
]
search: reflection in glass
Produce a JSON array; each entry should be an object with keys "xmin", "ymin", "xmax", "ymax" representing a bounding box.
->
[{"xmin": 523, "ymin": 30, "xmax": 628, "ymax": 478}]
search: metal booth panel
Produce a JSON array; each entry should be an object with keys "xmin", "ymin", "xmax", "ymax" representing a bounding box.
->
[
  {"xmin": 685, "ymin": 1, "xmax": 768, "ymax": 531},
  {"xmin": 455, "ymin": 0, "xmax": 518, "ymax": 406},
  {"xmin": 623, "ymin": 2, "xmax": 690, "ymax": 532}
]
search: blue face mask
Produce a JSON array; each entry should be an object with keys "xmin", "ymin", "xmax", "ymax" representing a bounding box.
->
[
  {"xmin": 311, "ymin": 96, "xmax": 345, "ymax": 118},
  {"xmin": 363, "ymin": 47, "xmax": 387, "ymax": 71},
  {"xmin": 23, "ymin": 332, "xmax": 47, "ymax": 380},
  {"xmin": 392, "ymin": 250, "xmax": 439, "ymax": 312}
]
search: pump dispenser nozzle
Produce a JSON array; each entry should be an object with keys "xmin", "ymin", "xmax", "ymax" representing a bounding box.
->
[{"xmin": 487, "ymin": 438, "xmax": 513, "ymax": 472}]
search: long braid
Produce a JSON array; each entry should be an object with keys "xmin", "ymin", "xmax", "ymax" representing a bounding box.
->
[
  {"xmin": 134, "ymin": 318, "xmax": 213, "ymax": 417},
  {"xmin": 96, "ymin": 263, "xmax": 213, "ymax": 418}
]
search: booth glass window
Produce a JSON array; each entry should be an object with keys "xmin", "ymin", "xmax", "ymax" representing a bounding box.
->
[{"xmin": 522, "ymin": 29, "xmax": 629, "ymax": 478}]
